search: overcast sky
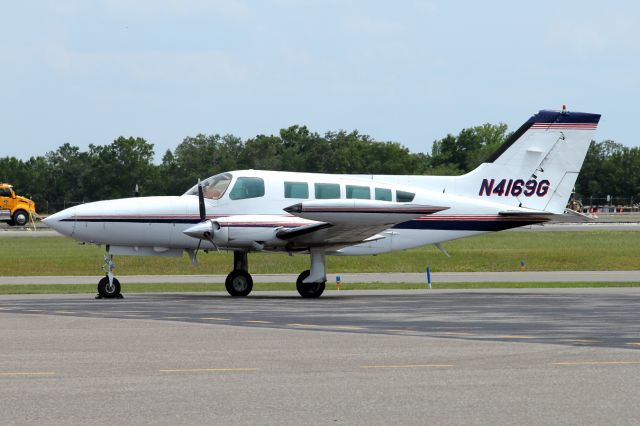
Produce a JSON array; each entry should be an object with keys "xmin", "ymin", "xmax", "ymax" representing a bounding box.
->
[{"xmin": 1, "ymin": 0, "xmax": 638, "ymax": 161}]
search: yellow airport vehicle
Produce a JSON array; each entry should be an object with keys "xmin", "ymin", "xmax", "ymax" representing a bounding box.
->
[{"xmin": 0, "ymin": 183, "xmax": 37, "ymax": 226}]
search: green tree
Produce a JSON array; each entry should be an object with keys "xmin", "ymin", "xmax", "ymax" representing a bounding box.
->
[
  {"xmin": 87, "ymin": 137, "xmax": 156, "ymax": 200},
  {"xmin": 430, "ymin": 123, "xmax": 509, "ymax": 173}
]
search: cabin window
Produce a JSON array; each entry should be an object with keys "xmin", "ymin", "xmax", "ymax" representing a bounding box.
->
[
  {"xmin": 314, "ymin": 183, "xmax": 340, "ymax": 199},
  {"xmin": 284, "ymin": 181, "xmax": 309, "ymax": 199},
  {"xmin": 396, "ymin": 190, "xmax": 415, "ymax": 202},
  {"xmin": 229, "ymin": 177, "xmax": 265, "ymax": 200},
  {"xmin": 375, "ymin": 188, "xmax": 392, "ymax": 201},
  {"xmin": 346, "ymin": 185, "xmax": 371, "ymax": 199}
]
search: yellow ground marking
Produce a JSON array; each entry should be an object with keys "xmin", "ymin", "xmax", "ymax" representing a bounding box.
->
[
  {"xmin": 200, "ymin": 317, "xmax": 229, "ymax": 321},
  {"xmin": 244, "ymin": 320, "xmax": 273, "ymax": 324},
  {"xmin": 625, "ymin": 343, "xmax": 640, "ymax": 347},
  {"xmin": 163, "ymin": 316, "xmax": 187, "ymax": 320},
  {"xmin": 288, "ymin": 323, "xmax": 320, "ymax": 328},
  {"xmin": 333, "ymin": 325, "xmax": 367, "ymax": 330},
  {"xmin": 122, "ymin": 314, "xmax": 147, "ymax": 317},
  {"xmin": 435, "ymin": 332, "xmax": 477, "ymax": 336},
  {"xmin": 361, "ymin": 364, "xmax": 454, "ymax": 369},
  {"xmin": 0, "ymin": 371, "xmax": 56, "ymax": 377},
  {"xmin": 159, "ymin": 368, "xmax": 258, "ymax": 373},
  {"xmin": 561, "ymin": 339, "xmax": 600, "ymax": 343},
  {"xmin": 552, "ymin": 361, "xmax": 640, "ymax": 366},
  {"xmin": 495, "ymin": 335, "xmax": 536, "ymax": 339}
]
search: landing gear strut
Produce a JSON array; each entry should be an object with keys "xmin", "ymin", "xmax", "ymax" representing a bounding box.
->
[
  {"xmin": 225, "ymin": 251, "xmax": 253, "ymax": 297},
  {"xmin": 296, "ymin": 249, "xmax": 326, "ymax": 298},
  {"xmin": 222, "ymin": 249, "xmax": 326, "ymax": 298},
  {"xmin": 97, "ymin": 251, "xmax": 123, "ymax": 299}
]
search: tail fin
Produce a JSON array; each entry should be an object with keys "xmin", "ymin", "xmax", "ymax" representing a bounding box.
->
[{"xmin": 456, "ymin": 109, "xmax": 601, "ymax": 213}]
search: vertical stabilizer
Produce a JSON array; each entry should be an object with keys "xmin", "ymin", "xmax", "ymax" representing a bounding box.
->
[{"xmin": 455, "ymin": 109, "xmax": 600, "ymax": 213}]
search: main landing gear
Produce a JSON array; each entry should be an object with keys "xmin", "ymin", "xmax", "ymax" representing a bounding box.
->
[
  {"xmin": 225, "ymin": 252, "xmax": 253, "ymax": 297},
  {"xmin": 96, "ymin": 251, "xmax": 123, "ymax": 299},
  {"xmin": 225, "ymin": 249, "xmax": 326, "ymax": 298}
]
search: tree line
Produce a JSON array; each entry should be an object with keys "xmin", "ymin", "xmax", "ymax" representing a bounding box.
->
[{"xmin": 1, "ymin": 124, "xmax": 638, "ymax": 212}]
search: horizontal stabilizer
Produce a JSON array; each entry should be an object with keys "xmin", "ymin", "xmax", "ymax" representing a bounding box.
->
[
  {"xmin": 499, "ymin": 208, "xmax": 592, "ymax": 223},
  {"xmin": 553, "ymin": 208, "xmax": 593, "ymax": 223}
]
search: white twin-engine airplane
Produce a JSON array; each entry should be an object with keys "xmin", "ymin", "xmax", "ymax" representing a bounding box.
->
[{"xmin": 44, "ymin": 109, "xmax": 600, "ymax": 298}]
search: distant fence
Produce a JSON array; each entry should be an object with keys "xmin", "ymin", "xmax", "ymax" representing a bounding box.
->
[
  {"xmin": 582, "ymin": 197, "xmax": 636, "ymax": 207},
  {"xmin": 38, "ymin": 201, "xmax": 86, "ymax": 215},
  {"xmin": 584, "ymin": 206, "xmax": 640, "ymax": 214}
]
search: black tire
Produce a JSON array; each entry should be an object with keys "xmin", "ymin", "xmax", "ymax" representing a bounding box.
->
[
  {"xmin": 225, "ymin": 270, "xmax": 253, "ymax": 297},
  {"xmin": 12, "ymin": 210, "xmax": 29, "ymax": 227},
  {"xmin": 97, "ymin": 276, "xmax": 121, "ymax": 298},
  {"xmin": 296, "ymin": 270, "xmax": 326, "ymax": 298}
]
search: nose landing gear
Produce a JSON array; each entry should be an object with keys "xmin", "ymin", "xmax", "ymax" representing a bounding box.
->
[{"xmin": 96, "ymin": 251, "xmax": 123, "ymax": 299}]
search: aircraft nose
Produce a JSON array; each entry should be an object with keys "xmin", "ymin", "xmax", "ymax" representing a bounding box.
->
[{"xmin": 42, "ymin": 207, "xmax": 76, "ymax": 236}]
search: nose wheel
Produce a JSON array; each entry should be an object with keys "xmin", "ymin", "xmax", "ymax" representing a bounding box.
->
[
  {"xmin": 96, "ymin": 251, "xmax": 123, "ymax": 299},
  {"xmin": 97, "ymin": 276, "xmax": 122, "ymax": 299}
]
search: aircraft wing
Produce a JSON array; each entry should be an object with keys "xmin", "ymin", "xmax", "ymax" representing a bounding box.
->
[{"xmin": 278, "ymin": 200, "xmax": 448, "ymax": 250}]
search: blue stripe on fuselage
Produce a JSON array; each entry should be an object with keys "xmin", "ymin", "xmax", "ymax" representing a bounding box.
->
[{"xmin": 393, "ymin": 219, "xmax": 545, "ymax": 232}]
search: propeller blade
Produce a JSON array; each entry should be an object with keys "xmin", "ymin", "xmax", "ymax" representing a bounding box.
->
[
  {"xmin": 197, "ymin": 180, "xmax": 206, "ymax": 221},
  {"xmin": 204, "ymin": 231, "xmax": 219, "ymax": 252}
]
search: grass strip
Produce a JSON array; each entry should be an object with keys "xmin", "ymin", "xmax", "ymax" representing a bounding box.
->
[
  {"xmin": 1, "ymin": 231, "xmax": 639, "ymax": 276},
  {"xmin": 1, "ymin": 282, "xmax": 638, "ymax": 295}
]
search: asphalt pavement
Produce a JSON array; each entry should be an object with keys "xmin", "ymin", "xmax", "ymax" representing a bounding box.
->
[{"xmin": 1, "ymin": 288, "xmax": 639, "ymax": 425}]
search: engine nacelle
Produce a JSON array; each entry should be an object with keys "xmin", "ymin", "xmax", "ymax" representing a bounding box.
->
[
  {"xmin": 184, "ymin": 215, "xmax": 302, "ymax": 250},
  {"xmin": 209, "ymin": 220, "xmax": 229, "ymax": 244}
]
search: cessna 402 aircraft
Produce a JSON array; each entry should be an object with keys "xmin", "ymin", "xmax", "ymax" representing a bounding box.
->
[{"xmin": 44, "ymin": 109, "xmax": 600, "ymax": 298}]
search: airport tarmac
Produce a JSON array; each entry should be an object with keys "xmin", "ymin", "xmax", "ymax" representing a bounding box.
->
[{"xmin": 1, "ymin": 289, "xmax": 639, "ymax": 425}]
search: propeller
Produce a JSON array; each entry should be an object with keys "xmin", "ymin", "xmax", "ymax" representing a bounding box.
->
[
  {"xmin": 198, "ymin": 180, "xmax": 206, "ymax": 221},
  {"xmin": 191, "ymin": 180, "xmax": 219, "ymax": 262}
]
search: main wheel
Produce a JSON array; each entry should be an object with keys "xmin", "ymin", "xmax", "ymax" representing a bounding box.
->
[
  {"xmin": 296, "ymin": 270, "xmax": 326, "ymax": 298},
  {"xmin": 12, "ymin": 210, "xmax": 29, "ymax": 227},
  {"xmin": 97, "ymin": 276, "xmax": 121, "ymax": 298},
  {"xmin": 225, "ymin": 270, "xmax": 253, "ymax": 297}
]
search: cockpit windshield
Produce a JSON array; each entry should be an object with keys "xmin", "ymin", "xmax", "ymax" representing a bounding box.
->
[{"xmin": 183, "ymin": 173, "xmax": 232, "ymax": 200}]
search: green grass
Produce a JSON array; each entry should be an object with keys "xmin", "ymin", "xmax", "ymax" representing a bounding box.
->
[
  {"xmin": 1, "ymin": 231, "xmax": 639, "ymax": 276},
  {"xmin": 1, "ymin": 281, "xmax": 639, "ymax": 295}
]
